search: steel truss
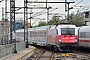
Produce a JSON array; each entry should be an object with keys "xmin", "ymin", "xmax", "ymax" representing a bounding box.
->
[
  {"xmin": 24, "ymin": 0, "xmax": 29, "ymax": 48},
  {"xmin": 10, "ymin": 0, "xmax": 17, "ymax": 53}
]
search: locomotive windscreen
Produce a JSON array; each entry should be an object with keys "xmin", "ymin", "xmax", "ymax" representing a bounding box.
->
[{"xmin": 61, "ymin": 28, "xmax": 75, "ymax": 35}]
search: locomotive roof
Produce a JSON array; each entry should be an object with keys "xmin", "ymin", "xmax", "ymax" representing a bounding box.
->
[
  {"xmin": 56, "ymin": 24, "xmax": 76, "ymax": 28},
  {"xmin": 79, "ymin": 26, "xmax": 90, "ymax": 32}
]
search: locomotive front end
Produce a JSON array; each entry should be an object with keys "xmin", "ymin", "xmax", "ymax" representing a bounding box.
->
[{"xmin": 56, "ymin": 25, "xmax": 79, "ymax": 52}]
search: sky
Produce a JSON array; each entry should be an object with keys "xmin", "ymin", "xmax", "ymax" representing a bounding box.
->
[{"xmin": 0, "ymin": 0, "xmax": 90, "ymax": 25}]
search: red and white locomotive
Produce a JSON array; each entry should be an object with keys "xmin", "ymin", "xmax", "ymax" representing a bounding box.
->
[
  {"xmin": 15, "ymin": 24, "xmax": 79, "ymax": 52},
  {"xmin": 47, "ymin": 24, "xmax": 78, "ymax": 51}
]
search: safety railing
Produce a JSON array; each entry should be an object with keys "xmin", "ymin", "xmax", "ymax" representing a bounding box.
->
[{"xmin": 16, "ymin": 47, "xmax": 35, "ymax": 60}]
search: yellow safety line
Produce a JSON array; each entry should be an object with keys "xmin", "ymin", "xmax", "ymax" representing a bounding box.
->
[{"xmin": 15, "ymin": 47, "xmax": 35, "ymax": 60}]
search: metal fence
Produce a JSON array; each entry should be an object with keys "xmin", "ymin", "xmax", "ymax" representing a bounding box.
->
[
  {"xmin": 0, "ymin": 42, "xmax": 26, "ymax": 58},
  {"xmin": 16, "ymin": 42, "xmax": 26, "ymax": 51},
  {"xmin": 0, "ymin": 44, "xmax": 12, "ymax": 58}
]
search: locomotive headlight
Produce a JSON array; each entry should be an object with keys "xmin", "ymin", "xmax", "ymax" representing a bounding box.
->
[
  {"xmin": 59, "ymin": 39, "xmax": 62, "ymax": 42},
  {"xmin": 59, "ymin": 40, "xmax": 62, "ymax": 41},
  {"xmin": 75, "ymin": 40, "xmax": 77, "ymax": 41}
]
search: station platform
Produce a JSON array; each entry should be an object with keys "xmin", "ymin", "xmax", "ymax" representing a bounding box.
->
[{"xmin": 0, "ymin": 46, "xmax": 35, "ymax": 60}]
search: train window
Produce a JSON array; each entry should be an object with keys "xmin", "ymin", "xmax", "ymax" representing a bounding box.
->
[
  {"xmin": 85, "ymin": 32, "xmax": 90, "ymax": 38},
  {"xmin": 35, "ymin": 30, "xmax": 46, "ymax": 37},
  {"xmin": 35, "ymin": 31, "xmax": 39, "ymax": 37},
  {"xmin": 80, "ymin": 32, "xmax": 85, "ymax": 38},
  {"xmin": 30, "ymin": 32, "xmax": 32, "ymax": 37},
  {"xmin": 85, "ymin": 12, "xmax": 89, "ymax": 18},
  {"xmin": 33, "ymin": 32, "xmax": 34, "ymax": 37},
  {"xmin": 61, "ymin": 28, "xmax": 75, "ymax": 35},
  {"xmin": 30, "ymin": 31, "xmax": 34, "ymax": 37}
]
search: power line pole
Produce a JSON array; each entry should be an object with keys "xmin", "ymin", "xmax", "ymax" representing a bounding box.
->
[
  {"xmin": 65, "ymin": 0, "xmax": 67, "ymax": 12},
  {"xmin": 2, "ymin": 7, "xmax": 4, "ymax": 45},
  {"xmin": 5, "ymin": 0, "xmax": 8, "ymax": 44},
  {"xmin": 10, "ymin": 0, "xmax": 17, "ymax": 53},
  {"xmin": 46, "ymin": 0, "xmax": 48, "ymax": 23},
  {"xmin": 24, "ymin": 0, "xmax": 29, "ymax": 48},
  {"xmin": 67, "ymin": 2, "xmax": 70, "ymax": 20},
  {"xmin": 29, "ymin": 9, "xmax": 32, "ymax": 28}
]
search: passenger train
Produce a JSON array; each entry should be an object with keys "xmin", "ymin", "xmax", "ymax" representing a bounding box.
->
[
  {"xmin": 78, "ymin": 26, "xmax": 90, "ymax": 51},
  {"xmin": 14, "ymin": 24, "xmax": 79, "ymax": 52}
]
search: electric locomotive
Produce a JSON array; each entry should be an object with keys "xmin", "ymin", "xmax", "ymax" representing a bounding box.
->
[{"xmin": 47, "ymin": 24, "xmax": 79, "ymax": 52}]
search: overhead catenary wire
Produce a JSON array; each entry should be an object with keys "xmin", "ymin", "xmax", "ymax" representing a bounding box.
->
[
  {"xmin": 30, "ymin": 7, "xmax": 58, "ymax": 19},
  {"xmin": 71, "ymin": 0, "xmax": 83, "ymax": 8}
]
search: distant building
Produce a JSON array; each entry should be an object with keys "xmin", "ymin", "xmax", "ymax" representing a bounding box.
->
[
  {"xmin": 83, "ymin": 10, "xmax": 90, "ymax": 25},
  {"xmin": 0, "ymin": 20, "xmax": 30, "ymax": 33}
]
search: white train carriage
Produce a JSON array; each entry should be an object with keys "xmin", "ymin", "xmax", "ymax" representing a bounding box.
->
[
  {"xmin": 28, "ymin": 26, "xmax": 50, "ymax": 46},
  {"xmin": 28, "ymin": 28, "xmax": 35, "ymax": 44},
  {"xmin": 79, "ymin": 26, "xmax": 90, "ymax": 48},
  {"xmin": 15, "ymin": 29, "xmax": 24, "ymax": 42},
  {"xmin": 34, "ymin": 26, "xmax": 48, "ymax": 46}
]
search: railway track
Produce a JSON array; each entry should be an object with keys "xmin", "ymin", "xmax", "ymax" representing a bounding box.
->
[
  {"xmin": 26, "ymin": 47, "xmax": 90, "ymax": 60},
  {"xmin": 68, "ymin": 51, "xmax": 90, "ymax": 60},
  {"xmin": 27, "ymin": 49, "xmax": 55, "ymax": 60}
]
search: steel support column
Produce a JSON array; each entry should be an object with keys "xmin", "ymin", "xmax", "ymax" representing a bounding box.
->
[
  {"xmin": 2, "ymin": 7, "xmax": 4, "ymax": 45},
  {"xmin": 29, "ymin": 9, "xmax": 32, "ymax": 28},
  {"xmin": 24, "ymin": 0, "xmax": 29, "ymax": 48},
  {"xmin": 5, "ymin": 0, "xmax": 8, "ymax": 44},
  {"xmin": 10, "ymin": 0, "xmax": 17, "ymax": 53},
  {"xmin": 67, "ymin": 3, "xmax": 70, "ymax": 20}
]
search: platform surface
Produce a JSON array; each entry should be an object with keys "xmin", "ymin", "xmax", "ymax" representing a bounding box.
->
[{"xmin": 0, "ymin": 46, "xmax": 34, "ymax": 60}]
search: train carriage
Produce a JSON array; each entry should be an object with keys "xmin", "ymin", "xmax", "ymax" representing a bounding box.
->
[
  {"xmin": 79, "ymin": 26, "xmax": 90, "ymax": 48},
  {"xmin": 15, "ymin": 29, "xmax": 24, "ymax": 42},
  {"xmin": 33, "ymin": 26, "xmax": 49, "ymax": 46},
  {"xmin": 28, "ymin": 28, "xmax": 35, "ymax": 44}
]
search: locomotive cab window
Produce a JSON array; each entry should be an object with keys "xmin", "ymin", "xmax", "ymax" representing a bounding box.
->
[{"xmin": 61, "ymin": 28, "xmax": 75, "ymax": 35}]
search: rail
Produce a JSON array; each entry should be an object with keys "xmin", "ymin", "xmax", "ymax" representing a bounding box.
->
[{"xmin": 16, "ymin": 47, "xmax": 35, "ymax": 60}]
